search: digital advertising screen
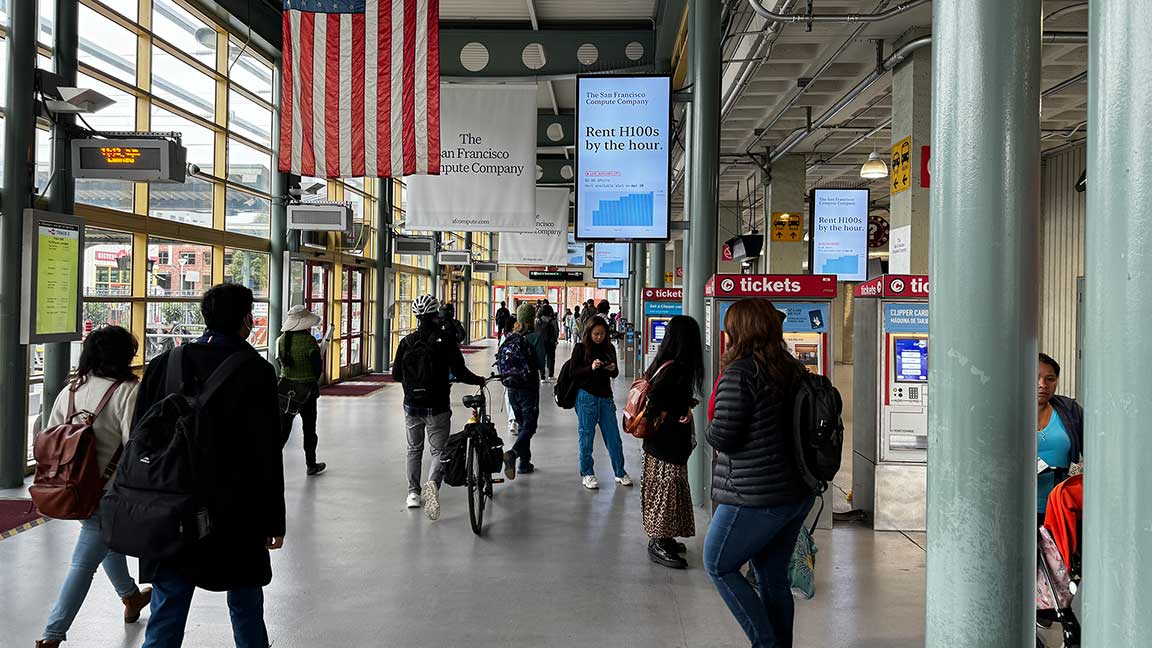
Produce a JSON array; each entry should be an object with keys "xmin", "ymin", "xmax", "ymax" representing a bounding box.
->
[
  {"xmin": 575, "ymin": 75, "xmax": 671, "ymax": 242},
  {"xmin": 567, "ymin": 233, "xmax": 588, "ymax": 266},
  {"xmin": 597, "ymin": 278, "xmax": 621, "ymax": 289},
  {"xmin": 809, "ymin": 188, "xmax": 869, "ymax": 281},
  {"xmin": 893, "ymin": 336, "xmax": 928, "ymax": 382},
  {"xmin": 593, "ymin": 242, "xmax": 630, "ymax": 279}
]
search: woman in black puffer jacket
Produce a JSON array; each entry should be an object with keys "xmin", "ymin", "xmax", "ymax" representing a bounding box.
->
[{"xmin": 703, "ymin": 298, "xmax": 814, "ymax": 648}]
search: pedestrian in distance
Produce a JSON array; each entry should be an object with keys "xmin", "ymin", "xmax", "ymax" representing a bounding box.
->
[
  {"xmin": 129, "ymin": 283, "xmax": 285, "ymax": 648},
  {"xmin": 495, "ymin": 301, "xmax": 511, "ymax": 342},
  {"xmin": 392, "ymin": 295, "xmax": 485, "ymax": 520},
  {"xmin": 1036, "ymin": 353, "xmax": 1083, "ymax": 526},
  {"xmin": 276, "ymin": 305, "xmax": 327, "ymax": 477},
  {"xmin": 639, "ymin": 315, "xmax": 704, "ymax": 570},
  {"xmin": 35, "ymin": 326, "xmax": 152, "ymax": 648},
  {"xmin": 703, "ymin": 298, "xmax": 815, "ymax": 648},
  {"xmin": 579, "ymin": 299, "xmax": 597, "ymax": 333},
  {"xmin": 568, "ymin": 307, "xmax": 579, "ymax": 342},
  {"xmin": 569, "ymin": 318, "xmax": 631, "ymax": 490},
  {"xmin": 499, "ymin": 304, "xmax": 546, "ymax": 476},
  {"xmin": 535, "ymin": 304, "xmax": 560, "ymax": 382},
  {"xmin": 440, "ymin": 303, "xmax": 467, "ymax": 346}
]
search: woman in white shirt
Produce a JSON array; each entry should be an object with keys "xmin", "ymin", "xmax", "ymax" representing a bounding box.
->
[{"xmin": 37, "ymin": 326, "xmax": 152, "ymax": 648}]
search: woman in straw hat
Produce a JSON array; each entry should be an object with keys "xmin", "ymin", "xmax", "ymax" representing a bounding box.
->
[{"xmin": 277, "ymin": 305, "xmax": 327, "ymax": 476}]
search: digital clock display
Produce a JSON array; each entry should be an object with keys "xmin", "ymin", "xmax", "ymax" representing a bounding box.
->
[{"xmin": 79, "ymin": 144, "xmax": 162, "ymax": 170}]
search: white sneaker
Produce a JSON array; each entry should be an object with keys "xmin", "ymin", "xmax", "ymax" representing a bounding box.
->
[
  {"xmin": 406, "ymin": 492, "xmax": 421, "ymax": 509},
  {"xmin": 615, "ymin": 474, "xmax": 634, "ymax": 487},
  {"xmin": 582, "ymin": 475, "xmax": 600, "ymax": 490},
  {"xmin": 422, "ymin": 481, "xmax": 441, "ymax": 521}
]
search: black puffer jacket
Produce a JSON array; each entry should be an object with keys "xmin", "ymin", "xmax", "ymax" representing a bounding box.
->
[{"xmin": 706, "ymin": 355, "xmax": 810, "ymax": 507}]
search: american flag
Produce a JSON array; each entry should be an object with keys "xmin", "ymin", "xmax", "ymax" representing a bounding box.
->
[{"xmin": 279, "ymin": 0, "xmax": 440, "ymax": 178}]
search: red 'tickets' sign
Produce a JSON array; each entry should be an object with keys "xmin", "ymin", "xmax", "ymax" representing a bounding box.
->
[
  {"xmin": 706, "ymin": 274, "xmax": 838, "ymax": 298},
  {"xmin": 643, "ymin": 288, "xmax": 682, "ymax": 301},
  {"xmin": 853, "ymin": 274, "xmax": 929, "ymax": 299}
]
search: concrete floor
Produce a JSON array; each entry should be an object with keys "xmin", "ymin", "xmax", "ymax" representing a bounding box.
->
[{"xmin": 1, "ymin": 342, "xmax": 927, "ymax": 647}]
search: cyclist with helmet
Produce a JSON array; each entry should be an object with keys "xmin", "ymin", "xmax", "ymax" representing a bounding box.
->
[{"xmin": 392, "ymin": 295, "xmax": 485, "ymax": 520}]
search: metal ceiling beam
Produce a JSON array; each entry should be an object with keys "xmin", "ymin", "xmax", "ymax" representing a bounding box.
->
[
  {"xmin": 440, "ymin": 29, "xmax": 655, "ymax": 77},
  {"xmin": 536, "ymin": 157, "xmax": 576, "ymax": 185}
]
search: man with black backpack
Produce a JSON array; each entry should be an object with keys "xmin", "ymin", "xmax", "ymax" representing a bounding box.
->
[
  {"xmin": 498, "ymin": 304, "xmax": 546, "ymax": 476},
  {"xmin": 105, "ymin": 283, "xmax": 284, "ymax": 648},
  {"xmin": 393, "ymin": 294, "xmax": 485, "ymax": 520},
  {"xmin": 535, "ymin": 302, "xmax": 560, "ymax": 382}
]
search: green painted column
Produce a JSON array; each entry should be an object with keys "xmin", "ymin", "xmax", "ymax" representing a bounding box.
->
[
  {"xmin": 926, "ymin": 1, "xmax": 1041, "ymax": 645},
  {"xmin": 374, "ymin": 181, "xmax": 392, "ymax": 370},
  {"xmin": 463, "ymin": 232, "xmax": 473, "ymax": 344},
  {"xmin": 1082, "ymin": 3, "xmax": 1152, "ymax": 645},
  {"xmin": 268, "ymin": 58, "xmax": 288, "ymax": 367},
  {"xmin": 42, "ymin": 0, "xmax": 79, "ymax": 427},
  {"xmin": 631, "ymin": 243, "xmax": 646, "ymax": 327},
  {"xmin": 0, "ymin": 0, "xmax": 37, "ymax": 487},
  {"xmin": 647, "ymin": 242, "xmax": 666, "ymax": 288},
  {"xmin": 684, "ymin": 0, "xmax": 720, "ymax": 507}
]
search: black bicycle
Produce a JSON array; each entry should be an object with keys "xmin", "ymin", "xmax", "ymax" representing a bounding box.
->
[{"xmin": 460, "ymin": 376, "xmax": 506, "ymax": 536}]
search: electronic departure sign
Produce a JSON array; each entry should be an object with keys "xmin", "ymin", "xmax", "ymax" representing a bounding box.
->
[{"xmin": 72, "ymin": 138, "xmax": 186, "ymax": 183}]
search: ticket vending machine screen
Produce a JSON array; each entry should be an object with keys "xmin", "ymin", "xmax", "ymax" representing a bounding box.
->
[
  {"xmin": 883, "ymin": 334, "xmax": 929, "ymax": 459},
  {"xmin": 893, "ymin": 337, "xmax": 928, "ymax": 382},
  {"xmin": 651, "ymin": 319, "xmax": 668, "ymax": 344}
]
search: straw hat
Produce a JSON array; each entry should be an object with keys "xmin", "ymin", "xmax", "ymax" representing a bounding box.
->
[{"xmin": 283, "ymin": 305, "xmax": 321, "ymax": 332}]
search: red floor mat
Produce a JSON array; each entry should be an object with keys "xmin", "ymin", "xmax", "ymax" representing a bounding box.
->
[
  {"xmin": 354, "ymin": 374, "xmax": 396, "ymax": 383},
  {"xmin": 460, "ymin": 348, "xmax": 483, "ymax": 354},
  {"xmin": 0, "ymin": 499, "xmax": 45, "ymax": 540},
  {"xmin": 319, "ymin": 383, "xmax": 387, "ymax": 397}
]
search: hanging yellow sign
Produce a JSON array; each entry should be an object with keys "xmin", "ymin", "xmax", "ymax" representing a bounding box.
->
[
  {"xmin": 770, "ymin": 212, "xmax": 803, "ymax": 243},
  {"xmin": 891, "ymin": 136, "xmax": 912, "ymax": 195},
  {"xmin": 664, "ymin": 271, "xmax": 674, "ymax": 284}
]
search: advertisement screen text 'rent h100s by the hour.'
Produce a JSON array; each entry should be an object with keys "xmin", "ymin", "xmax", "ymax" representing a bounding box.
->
[
  {"xmin": 809, "ymin": 188, "xmax": 869, "ymax": 282},
  {"xmin": 575, "ymin": 75, "xmax": 671, "ymax": 242}
]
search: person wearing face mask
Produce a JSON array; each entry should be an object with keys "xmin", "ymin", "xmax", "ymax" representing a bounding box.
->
[{"xmin": 1036, "ymin": 353, "xmax": 1084, "ymax": 525}]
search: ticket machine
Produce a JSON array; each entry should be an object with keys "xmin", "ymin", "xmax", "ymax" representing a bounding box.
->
[
  {"xmin": 704, "ymin": 274, "xmax": 839, "ymax": 529},
  {"xmin": 851, "ymin": 274, "xmax": 929, "ymax": 531},
  {"xmin": 641, "ymin": 288, "xmax": 683, "ymax": 368}
]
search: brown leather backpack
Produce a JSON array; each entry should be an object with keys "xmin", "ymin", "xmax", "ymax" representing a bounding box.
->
[
  {"xmin": 622, "ymin": 361, "xmax": 674, "ymax": 439},
  {"xmin": 30, "ymin": 381, "xmax": 124, "ymax": 519}
]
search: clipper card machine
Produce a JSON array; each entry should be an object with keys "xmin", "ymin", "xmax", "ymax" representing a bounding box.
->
[
  {"xmin": 641, "ymin": 288, "xmax": 683, "ymax": 369},
  {"xmin": 851, "ymin": 275, "xmax": 929, "ymax": 531}
]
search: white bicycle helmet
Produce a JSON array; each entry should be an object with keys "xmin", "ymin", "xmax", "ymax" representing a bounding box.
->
[{"xmin": 412, "ymin": 294, "xmax": 440, "ymax": 317}]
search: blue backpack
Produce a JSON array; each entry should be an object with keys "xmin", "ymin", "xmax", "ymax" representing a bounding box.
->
[{"xmin": 496, "ymin": 333, "xmax": 533, "ymax": 388}]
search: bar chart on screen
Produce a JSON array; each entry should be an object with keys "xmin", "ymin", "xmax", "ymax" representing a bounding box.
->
[{"xmin": 588, "ymin": 191, "xmax": 656, "ymax": 227}]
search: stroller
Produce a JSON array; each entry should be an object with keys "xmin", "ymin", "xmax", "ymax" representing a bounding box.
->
[{"xmin": 1036, "ymin": 473, "xmax": 1083, "ymax": 648}]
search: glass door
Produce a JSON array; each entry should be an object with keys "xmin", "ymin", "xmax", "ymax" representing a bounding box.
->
[
  {"xmin": 341, "ymin": 266, "xmax": 367, "ymax": 376},
  {"xmin": 305, "ymin": 262, "xmax": 332, "ymax": 383}
]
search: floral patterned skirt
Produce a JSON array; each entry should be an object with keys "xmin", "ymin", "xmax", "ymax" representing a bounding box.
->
[{"xmin": 640, "ymin": 452, "xmax": 695, "ymax": 539}]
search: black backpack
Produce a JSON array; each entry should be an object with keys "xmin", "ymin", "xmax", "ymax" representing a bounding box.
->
[
  {"xmin": 400, "ymin": 331, "xmax": 437, "ymax": 400},
  {"xmin": 791, "ymin": 372, "xmax": 845, "ymax": 494},
  {"xmin": 101, "ymin": 346, "xmax": 255, "ymax": 560},
  {"xmin": 496, "ymin": 333, "xmax": 534, "ymax": 388},
  {"xmin": 553, "ymin": 359, "xmax": 579, "ymax": 409}
]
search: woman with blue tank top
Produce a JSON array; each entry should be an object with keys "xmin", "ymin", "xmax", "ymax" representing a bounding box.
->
[{"xmin": 1036, "ymin": 353, "xmax": 1084, "ymax": 525}]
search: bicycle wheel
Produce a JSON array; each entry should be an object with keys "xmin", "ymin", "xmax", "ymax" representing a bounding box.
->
[{"xmin": 466, "ymin": 436, "xmax": 485, "ymax": 535}]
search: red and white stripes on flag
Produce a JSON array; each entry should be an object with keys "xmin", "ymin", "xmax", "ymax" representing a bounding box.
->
[{"xmin": 278, "ymin": 0, "xmax": 440, "ymax": 178}]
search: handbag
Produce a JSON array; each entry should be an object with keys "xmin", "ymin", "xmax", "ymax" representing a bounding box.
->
[
  {"xmin": 789, "ymin": 497, "xmax": 823, "ymax": 600},
  {"xmin": 278, "ymin": 378, "xmax": 315, "ymax": 416}
]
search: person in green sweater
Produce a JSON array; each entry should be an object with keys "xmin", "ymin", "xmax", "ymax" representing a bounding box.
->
[{"xmin": 277, "ymin": 305, "xmax": 327, "ymax": 476}]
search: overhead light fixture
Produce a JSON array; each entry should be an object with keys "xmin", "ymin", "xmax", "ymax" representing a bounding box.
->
[
  {"xmin": 45, "ymin": 87, "xmax": 114, "ymax": 114},
  {"xmin": 860, "ymin": 151, "xmax": 889, "ymax": 179}
]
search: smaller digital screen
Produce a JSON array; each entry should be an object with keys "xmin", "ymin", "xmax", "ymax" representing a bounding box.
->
[
  {"xmin": 894, "ymin": 337, "xmax": 928, "ymax": 382},
  {"xmin": 79, "ymin": 144, "xmax": 162, "ymax": 170},
  {"xmin": 593, "ymin": 242, "xmax": 630, "ymax": 279},
  {"xmin": 597, "ymin": 278, "xmax": 620, "ymax": 289}
]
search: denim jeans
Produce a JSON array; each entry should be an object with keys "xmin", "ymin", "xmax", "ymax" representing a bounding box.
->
[
  {"xmin": 506, "ymin": 387, "xmax": 540, "ymax": 464},
  {"xmin": 142, "ymin": 566, "xmax": 267, "ymax": 648},
  {"xmin": 404, "ymin": 410, "xmax": 452, "ymax": 493},
  {"xmin": 703, "ymin": 498, "xmax": 815, "ymax": 648},
  {"xmin": 42, "ymin": 511, "xmax": 140, "ymax": 641},
  {"xmin": 575, "ymin": 389, "xmax": 627, "ymax": 478}
]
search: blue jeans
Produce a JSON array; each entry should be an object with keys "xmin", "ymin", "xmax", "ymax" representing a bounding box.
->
[
  {"xmin": 142, "ymin": 566, "xmax": 268, "ymax": 648},
  {"xmin": 575, "ymin": 389, "xmax": 627, "ymax": 478},
  {"xmin": 506, "ymin": 386, "xmax": 540, "ymax": 464},
  {"xmin": 43, "ymin": 512, "xmax": 140, "ymax": 641},
  {"xmin": 703, "ymin": 498, "xmax": 815, "ymax": 648}
]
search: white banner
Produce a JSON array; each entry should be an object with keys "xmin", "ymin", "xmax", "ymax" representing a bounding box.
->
[
  {"xmin": 501, "ymin": 188, "xmax": 571, "ymax": 266},
  {"xmin": 406, "ymin": 84, "xmax": 537, "ymax": 232}
]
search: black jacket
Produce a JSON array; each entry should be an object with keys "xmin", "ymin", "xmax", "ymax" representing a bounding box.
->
[
  {"xmin": 569, "ymin": 341, "xmax": 618, "ymax": 398},
  {"xmin": 393, "ymin": 322, "xmax": 484, "ymax": 410},
  {"xmin": 642, "ymin": 360, "xmax": 697, "ymax": 466},
  {"xmin": 706, "ymin": 355, "xmax": 810, "ymax": 507},
  {"xmin": 133, "ymin": 333, "xmax": 285, "ymax": 591},
  {"xmin": 1050, "ymin": 395, "xmax": 1085, "ymax": 464},
  {"xmin": 495, "ymin": 307, "xmax": 511, "ymax": 329},
  {"xmin": 536, "ymin": 314, "xmax": 560, "ymax": 347}
]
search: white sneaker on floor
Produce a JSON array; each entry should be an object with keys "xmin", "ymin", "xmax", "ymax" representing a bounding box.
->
[
  {"xmin": 582, "ymin": 475, "xmax": 600, "ymax": 490},
  {"xmin": 422, "ymin": 481, "xmax": 441, "ymax": 520},
  {"xmin": 406, "ymin": 492, "xmax": 421, "ymax": 509},
  {"xmin": 615, "ymin": 474, "xmax": 634, "ymax": 487}
]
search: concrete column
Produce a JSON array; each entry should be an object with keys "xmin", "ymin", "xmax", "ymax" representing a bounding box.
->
[
  {"xmin": 647, "ymin": 243, "xmax": 665, "ymax": 288},
  {"xmin": 764, "ymin": 154, "xmax": 807, "ymax": 273},
  {"xmin": 684, "ymin": 0, "xmax": 720, "ymax": 506},
  {"xmin": 0, "ymin": 0, "xmax": 37, "ymax": 486},
  {"xmin": 633, "ymin": 244, "xmax": 646, "ymax": 326},
  {"xmin": 926, "ymin": 2, "xmax": 1041, "ymax": 646},
  {"xmin": 889, "ymin": 40, "xmax": 932, "ymax": 275},
  {"xmin": 670, "ymin": 239, "xmax": 683, "ymax": 286},
  {"xmin": 42, "ymin": 0, "xmax": 79, "ymax": 426},
  {"xmin": 1082, "ymin": 3, "xmax": 1152, "ymax": 645}
]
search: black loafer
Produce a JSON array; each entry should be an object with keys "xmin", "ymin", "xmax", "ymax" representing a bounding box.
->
[
  {"xmin": 518, "ymin": 462, "xmax": 535, "ymax": 474},
  {"xmin": 306, "ymin": 462, "xmax": 327, "ymax": 476},
  {"xmin": 648, "ymin": 540, "xmax": 687, "ymax": 569},
  {"xmin": 659, "ymin": 538, "xmax": 688, "ymax": 554}
]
